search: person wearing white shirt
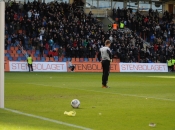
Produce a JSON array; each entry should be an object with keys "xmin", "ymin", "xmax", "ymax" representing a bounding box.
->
[
  {"xmin": 68, "ymin": 60, "xmax": 75, "ymax": 72},
  {"xmin": 97, "ymin": 40, "xmax": 112, "ymax": 88}
]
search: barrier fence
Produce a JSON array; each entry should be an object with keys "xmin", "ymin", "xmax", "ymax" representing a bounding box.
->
[{"xmin": 4, "ymin": 61, "xmax": 169, "ymax": 72}]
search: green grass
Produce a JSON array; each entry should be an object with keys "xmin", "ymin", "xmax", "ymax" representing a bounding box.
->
[{"xmin": 1, "ymin": 72, "xmax": 175, "ymax": 130}]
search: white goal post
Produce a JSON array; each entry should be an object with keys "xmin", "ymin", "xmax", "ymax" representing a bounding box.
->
[{"xmin": 0, "ymin": 1, "xmax": 5, "ymax": 108}]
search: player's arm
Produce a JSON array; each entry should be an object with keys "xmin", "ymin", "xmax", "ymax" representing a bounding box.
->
[{"xmin": 107, "ymin": 50, "xmax": 112, "ymax": 62}]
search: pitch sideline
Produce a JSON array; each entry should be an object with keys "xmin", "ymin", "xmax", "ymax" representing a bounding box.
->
[{"xmin": 4, "ymin": 108, "xmax": 92, "ymax": 130}]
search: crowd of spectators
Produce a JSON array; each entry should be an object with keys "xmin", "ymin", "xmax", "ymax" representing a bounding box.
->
[
  {"xmin": 113, "ymin": 7, "xmax": 175, "ymax": 63},
  {"xmin": 5, "ymin": 0, "xmax": 101, "ymax": 59},
  {"xmin": 5, "ymin": 0, "xmax": 175, "ymax": 63}
]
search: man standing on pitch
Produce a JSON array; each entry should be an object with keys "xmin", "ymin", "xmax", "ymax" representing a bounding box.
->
[
  {"xmin": 98, "ymin": 40, "xmax": 112, "ymax": 88},
  {"xmin": 27, "ymin": 54, "xmax": 33, "ymax": 72}
]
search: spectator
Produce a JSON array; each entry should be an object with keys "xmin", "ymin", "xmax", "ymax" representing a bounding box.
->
[{"xmin": 39, "ymin": 44, "xmax": 44, "ymax": 57}]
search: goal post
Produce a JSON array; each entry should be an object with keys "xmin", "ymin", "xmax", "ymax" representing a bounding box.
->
[{"xmin": 0, "ymin": 1, "xmax": 5, "ymax": 108}]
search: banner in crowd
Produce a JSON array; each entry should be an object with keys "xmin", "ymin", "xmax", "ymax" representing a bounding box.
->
[
  {"xmin": 4, "ymin": 61, "xmax": 169, "ymax": 72},
  {"xmin": 71, "ymin": 62, "xmax": 120, "ymax": 72},
  {"xmin": 8, "ymin": 62, "xmax": 67, "ymax": 72},
  {"xmin": 120, "ymin": 63, "xmax": 168, "ymax": 72}
]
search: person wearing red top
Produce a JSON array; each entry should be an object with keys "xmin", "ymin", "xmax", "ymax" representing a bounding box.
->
[
  {"xmin": 45, "ymin": 42, "xmax": 49, "ymax": 51},
  {"xmin": 144, "ymin": 17, "xmax": 149, "ymax": 23},
  {"xmin": 73, "ymin": 40, "xmax": 77, "ymax": 48},
  {"xmin": 154, "ymin": 44, "xmax": 158, "ymax": 52}
]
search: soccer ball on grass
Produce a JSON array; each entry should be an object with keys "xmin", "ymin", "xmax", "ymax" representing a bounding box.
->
[{"xmin": 71, "ymin": 99, "xmax": 80, "ymax": 108}]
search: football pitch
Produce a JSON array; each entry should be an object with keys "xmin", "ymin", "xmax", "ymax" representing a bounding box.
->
[{"xmin": 1, "ymin": 72, "xmax": 175, "ymax": 130}]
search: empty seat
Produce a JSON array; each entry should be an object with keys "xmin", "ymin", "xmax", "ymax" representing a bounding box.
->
[
  {"xmin": 7, "ymin": 50, "xmax": 13, "ymax": 54},
  {"xmin": 14, "ymin": 53, "xmax": 19, "ymax": 57},
  {"xmin": 7, "ymin": 46, "xmax": 10, "ymax": 50},
  {"xmin": 84, "ymin": 58, "xmax": 88, "ymax": 62},
  {"xmin": 54, "ymin": 58, "xmax": 58, "ymax": 62},
  {"xmin": 14, "ymin": 47, "xmax": 18, "ymax": 51},
  {"xmin": 19, "ymin": 53, "xmax": 23, "ymax": 57},
  {"xmin": 67, "ymin": 57, "xmax": 71, "ymax": 61},
  {"xmin": 62, "ymin": 57, "xmax": 67, "ymax": 62},
  {"xmin": 5, "ymin": 56, "xmax": 8, "ymax": 61},
  {"xmin": 10, "ymin": 47, "xmax": 15, "ymax": 51},
  {"xmin": 54, "ymin": 56, "xmax": 58, "ymax": 59},
  {"xmin": 10, "ymin": 53, "xmax": 15, "ymax": 57},
  {"xmin": 21, "ymin": 56, "xmax": 26, "ymax": 60},
  {"xmin": 41, "ymin": 57, "xmax": 45, "ymax": 62},
  {"xmin": 27, "ymin": 50, "xmax": 32, "ymax": 54},
  {"xmin": 45, "ymin": 57, "xmax": 49, "ymax": 62},
  {"xmin": 44, "ymin": 50, "xmax": 48, "ymax": 55},
  {"xmin": 37, "ymin": 57, "xmax": 41, "ymax": 61},
  {"xmin": 12, "ymin": 57, "xmax": 18, "ymax": 61},
  {"xmin": 5, "ymin": 53, "xmax": 10, "ymax": 57},
  {"xmin": 33, "ymin": 57, "xmax": 37, "ymax": 61},
  {"xmin": 34, "ymin": 54, "xmax": 38, "ymax": 57},
  {"xmin": 36, "ymin": 50, "xmax": 40, "ymax": 55},
  {"xmin": 93, "ymin": 58, "xmax": 97, "ymax": 62},
  {"xmin": 116, "ymin": 59, "xmax": 120, "ymax": 63},
  {"xmin": 17, "ymin": 57, "xmax": 21, "ymax": 61},
  {"xmin": 96, "ymin": 58, "xmax": 100, "ymax": 62},
  {"xmin": 49, "ymin": 57, "xmax": 54, "ymax": 62},
  {"xmin": 58, "ymin": 57, "xmax": 62, "ymax": 62},
  {"xmin": 71, "ymin": 58, "xmax": 76, "ymax": 62},
  {"xmin": 32, "ymin": 50, "xmax": 36, "ymax": 54},
  {"xmin": 80, "ymin": 58, "xmax": 84, "ymax": 62},
  {"xmin": 75, "ymin": 58, "xmax": 79, "ymax": 62},
  {"xmin": 8, "ymin": 57, "xmax": 12, "ymax": 61},
  {"xmin": 88, "ymin": 58, "xmax": 93, "ymax": 62}
]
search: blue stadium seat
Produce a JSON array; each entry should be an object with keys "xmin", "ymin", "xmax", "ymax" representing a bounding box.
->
[
  {"xmin": 34, "ymin": 54, "xmax": 38, "ymax": 57},
  {"xmin": 7, "ymin": 46, "xmax": 10, "ymax": 50},
  {"xmin": 62, "ymin": 57, "xmax": 67, "ymax": 62},
  {"xmin": 54, "ymin": 56, "xmax": 58, "ymax": 59},
  {"xmin": 21, "ymin": 56, "xmax": 26, "ymax": 61},
  {"xmin": 41, "ymin": 57, "xmax": 45, "ymax": 62},
  {"xmin": 84, "ymin": 58, "xmax": 88, "ymax": 62},
  {"xmin": 44, "ymin": 50, "xmax": 48, "ymax": 55},
  {"xmin": 67, "ymin": 57, "xmax": 71, "ymax": 61},
  {"xmin": 36, "ymin": 50, "xmax": 40, "ymax": 55},
  {"xmin": 17, "ymin": 57, "xmax": 21, "ymax": 61},
  {"xmin": 17, "ymin": 50, "xmax": 22, "ymax": 54},
  {"xmin": 5, "ymin": 53, "xmax": 10, "ymax": 57},
  {"xmin": 54, "ymin": 58, "xmax": 58, "ymax": 62},
  {"xmin": 8, "ymin": 57, "xmax": 12, "ymax": 61}
]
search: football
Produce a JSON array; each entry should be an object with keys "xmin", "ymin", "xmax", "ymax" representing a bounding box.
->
[{"xmin": 71, "ymin": 99, "xmax": 80, "ymax": 108}]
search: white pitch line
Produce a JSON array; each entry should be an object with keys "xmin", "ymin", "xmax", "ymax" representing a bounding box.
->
[
  {"xmin": 4, "ymin": 108, "xmax": 92, "ymax": 130},
  {"xmin": 29, "ymin": 83, "xmax": 175, "ymax": 102},
  {"xmin": 147, "ymin": 76, "xmax": 175, "ymax": 79}
]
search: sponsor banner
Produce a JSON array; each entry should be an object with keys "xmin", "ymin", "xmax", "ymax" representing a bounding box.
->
[
  {"xmin": 9, "ymin": 62, "xmax": 67, "ymax": 72},
  {"xmin": 71, "ymin": 62, "xmax": 120, "ymax": 72},
  {"xmin": 120, "ymin": 63, "xmax": 168, "ymax": 72}
]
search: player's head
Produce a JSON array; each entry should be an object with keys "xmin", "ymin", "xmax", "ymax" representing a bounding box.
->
[
  {"xmin": 105, "ymin": 40, "xmax": 111, "ymax": 47},
  {"xmin": 29, "ymin": 54, "xmax": 31, "ymax": 57}
]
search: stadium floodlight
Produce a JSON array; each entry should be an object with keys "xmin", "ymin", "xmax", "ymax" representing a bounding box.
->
[{"xmin": 0, "ymin": 1, "xmax": 5, "ymax": 108}]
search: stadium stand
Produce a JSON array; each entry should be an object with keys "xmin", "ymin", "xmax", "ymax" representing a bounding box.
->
[{"xmin": 4, "ymin": 0, "xmax": 175, "ymax": 63}]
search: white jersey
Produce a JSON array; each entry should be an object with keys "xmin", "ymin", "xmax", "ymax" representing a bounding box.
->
[
  {"xmin": 68, "ymin": 61, "xmax": 73, "ymax": 67},
  {"xmin": 100, "ymin": 47, "xmax": 111, "ymax": 61}
]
